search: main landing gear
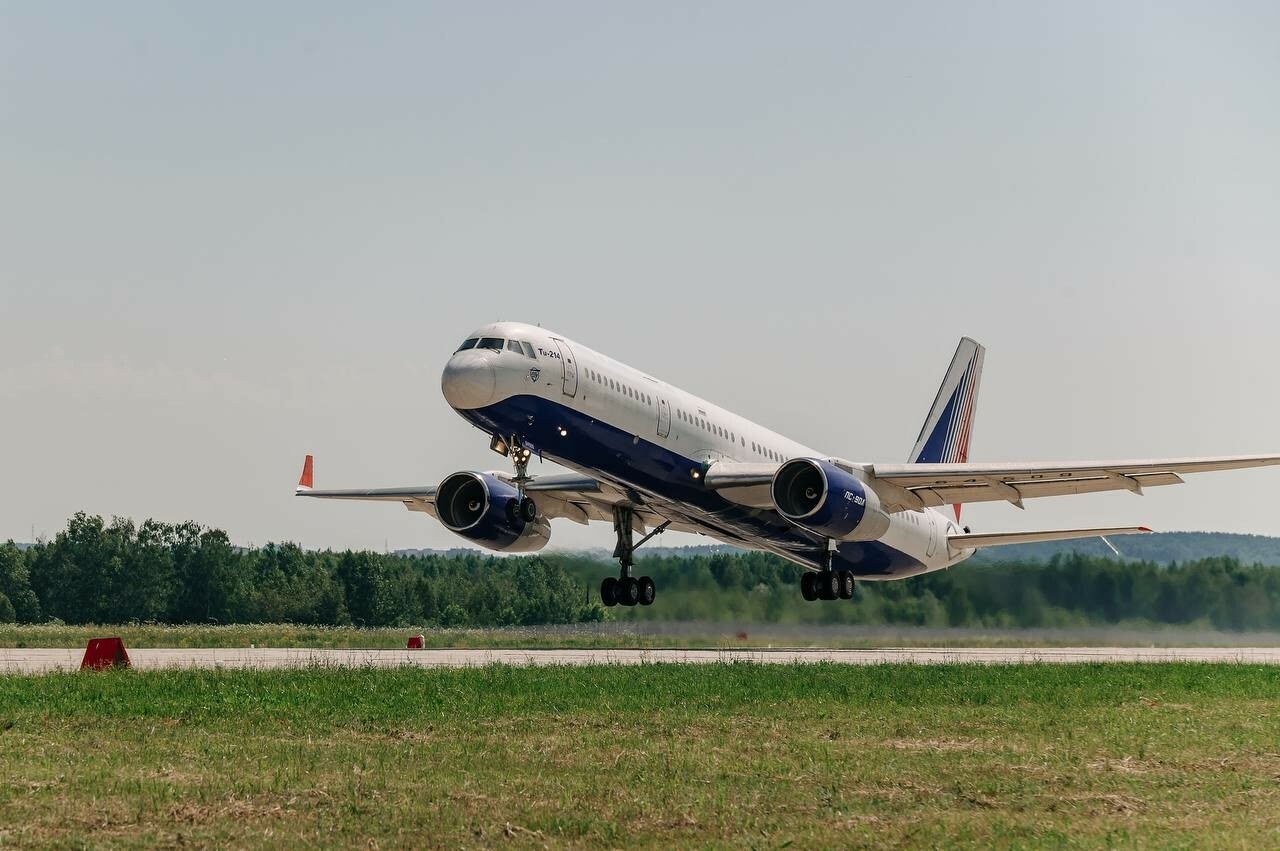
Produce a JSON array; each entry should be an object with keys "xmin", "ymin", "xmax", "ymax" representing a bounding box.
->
[
  {"xmin": 600, "ymin": 505, "xmax": 669, "ymax": 608},
  {"xmin": 800, "ymin": 550, "xmax": 856, "ymax": 602}
]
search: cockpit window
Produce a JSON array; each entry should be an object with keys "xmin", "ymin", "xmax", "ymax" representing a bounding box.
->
[
  {"xmin": 456, "ymin": 338, "xmax": 478, "ymax": 352},
  {"xmin": 520, "ymin": 341, "xmax": 536, "ymax": 359},
  {"xmin": 506, "ymin": 340, "xmax": 523, "ymax": 354},
  {"xmin": 476, "ymin": 337, "xmax": 504, "ymax": 350}
]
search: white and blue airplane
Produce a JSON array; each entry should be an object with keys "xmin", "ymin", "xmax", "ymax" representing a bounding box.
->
[{"xmin": 297, "ymin": 321, "xmax": 1280, "ymax": 607}]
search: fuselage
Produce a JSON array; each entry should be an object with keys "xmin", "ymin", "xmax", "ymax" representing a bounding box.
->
[{"xmin": 441, "ymin": 321, "xmax": 972, "ymax": 578}]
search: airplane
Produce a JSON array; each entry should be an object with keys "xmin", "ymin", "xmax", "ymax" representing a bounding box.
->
[{"xmin": 296, "ymin": 321, "xmax": 1280, "ymax": 607}]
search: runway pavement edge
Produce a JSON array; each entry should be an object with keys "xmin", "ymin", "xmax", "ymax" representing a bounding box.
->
[{"xmin": 4, "ymin": 646, "xmax": 1280, "ymax": 673}]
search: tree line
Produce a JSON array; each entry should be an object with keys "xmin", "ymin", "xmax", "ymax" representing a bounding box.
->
[
  {"xmin": 0, "ymin": 514, "xmax": 597, "ymax": 627},
  {"xmin": 3, "ymin": 513, "xmax": 1280, "ymax": 630},
  {"xmin": 590, "ymin": 550, "xmax": 1280, "ymax": 631}
]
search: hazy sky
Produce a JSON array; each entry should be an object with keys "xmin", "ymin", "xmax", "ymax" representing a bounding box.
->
[{"xmin": 4, "ymin": 3, "xmax": 1279, "ymax": 552}]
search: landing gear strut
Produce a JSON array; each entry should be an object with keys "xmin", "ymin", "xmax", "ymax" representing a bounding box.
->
[
  {"xmin": 600, "ymin": 505, "xmax": 668, "ymax": 608},
  {"xmin": 499, "ymin": 434, "xmax": 538, "ymax": 523}
]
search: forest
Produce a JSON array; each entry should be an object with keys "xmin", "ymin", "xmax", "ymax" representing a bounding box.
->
[{"xmin": 3, "ymin": 513, "xmax": 1280, "ymax": 630}]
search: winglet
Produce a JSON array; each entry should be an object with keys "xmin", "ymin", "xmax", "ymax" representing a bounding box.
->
[{"xmin": 297, "ymin": 455, "xmax": 314, "ymax": 491}]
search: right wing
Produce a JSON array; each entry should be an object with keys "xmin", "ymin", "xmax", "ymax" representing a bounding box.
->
[{"xmin": 294, "ymin": 455, "xmax": 698, "ymax": 533}]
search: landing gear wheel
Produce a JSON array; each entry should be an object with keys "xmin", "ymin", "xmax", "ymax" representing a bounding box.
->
[
  {"xmin": 837, "ymin": 570, "xmax": 855, "ymax": 600},
  {"xmin": 800, "ymin": 572, "xmax": 818, "ymax": 602},
  {"xmin": 602, "ymin": 505, "xmax": 670, "ymax": 610},
  {"xmin": 817, "ymin": 570, "xmax": 840, "ymax": 601},
  {"xmin": 519, "ymin": 497, "xmax": 537, "ymax": 523},
  {"xmin": 638, "ymin": 576, "xmax": 656, "ymax": 606},
  {"xmin": 617, "ymin": 576, "xmax": 641, "ymax": 607}
]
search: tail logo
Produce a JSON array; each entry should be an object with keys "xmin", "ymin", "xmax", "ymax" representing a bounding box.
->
[{"xmin": 907, "ymin": 338, "xmax": 985, "ymax": 521}]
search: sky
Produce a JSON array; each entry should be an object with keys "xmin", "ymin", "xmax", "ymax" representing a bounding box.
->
[{"xmin": 3, "ymin": 2, "xmax": 1279, "ymax": 552}]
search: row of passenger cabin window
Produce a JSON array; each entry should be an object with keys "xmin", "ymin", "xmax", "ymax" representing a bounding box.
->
[
  {"xmin": 586, "ymin": 368, "xmax": 651, "ymax": 406},
  {"xmin": 455, "ymin": 337, "xmax": 537, "ymax": 359},
  {"xmin": 673, "ymin": 406, "xmax": 786, "ymax": 462},
  {"xmin": 753, "ymin": 442, "xmax": 784, "ymax": 463}
]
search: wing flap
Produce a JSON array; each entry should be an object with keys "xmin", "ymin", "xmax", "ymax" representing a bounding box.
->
[
  {"xmin": 904, "ymin": 471, "xmax": 1185, "ymax": 509},
  {"xmin": 868, "ymin": 455, "xmax": 1280, "ymax": 510}
]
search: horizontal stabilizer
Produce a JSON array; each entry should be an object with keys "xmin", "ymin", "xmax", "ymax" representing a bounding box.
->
[{"xmin": 950, "ymin": 526, "xmax": 1152, "ymax": 549}]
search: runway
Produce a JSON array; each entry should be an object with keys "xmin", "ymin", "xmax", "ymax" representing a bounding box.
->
[{"xmin": 5, "ymin": 646, "xmax": 1280, "ymax": 673}]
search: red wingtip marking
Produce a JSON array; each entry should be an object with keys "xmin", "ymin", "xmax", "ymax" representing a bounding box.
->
[
  {"xmin": 1138, "ymin": 526, "xmax": 1153, "ymax": 533},
  {"xmin": 298, "ymin": 455, "xmax": 314, "ymax": 489}
]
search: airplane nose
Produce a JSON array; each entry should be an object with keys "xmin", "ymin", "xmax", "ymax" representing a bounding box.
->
[{"xmin": 441, "ymin": 352, "xmax": 497, "ymax": 409}]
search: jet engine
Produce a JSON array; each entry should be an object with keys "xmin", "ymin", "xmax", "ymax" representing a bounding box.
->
[
  {"xmin": 771, "ymin": 458, "xmax": 891, "ymax": 541},
  {"xmin": 435, "ymin": 471, "xmax": 551, "ymax": 552}
]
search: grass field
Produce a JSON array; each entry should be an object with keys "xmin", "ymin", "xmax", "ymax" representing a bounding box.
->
[
  {"xmin": 5, "ymin": 622, "xmax": 1280, "ymax": 651},
  {"xmin": 2, "ymin": 664, "xmax": 1279, "ymax": 849}
]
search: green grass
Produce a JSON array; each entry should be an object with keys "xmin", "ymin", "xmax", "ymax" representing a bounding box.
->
[
  {"xmin": 1, "ymin": 664, "xmax": 1279, "ymax": 848},
  {"xmin": 5, "ymin": 622, "xmax": 1280, "ymax": 651}
]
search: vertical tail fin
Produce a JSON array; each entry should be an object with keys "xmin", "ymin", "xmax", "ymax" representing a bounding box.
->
[{"xmin": 908, "ymin": 338, "xmax": 985, "ymax": 520}]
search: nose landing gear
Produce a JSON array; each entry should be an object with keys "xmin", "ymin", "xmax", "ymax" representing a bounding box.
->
[
  {"xmin": 599, "ymin": 505, "xmax": 668, "ymax": 608},
  {"xmin": 496, "ymin": 434, "xmax": 540, "ymax": 523}
]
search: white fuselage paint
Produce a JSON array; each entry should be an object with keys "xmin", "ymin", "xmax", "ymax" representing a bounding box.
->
[{"xmin": 444, "ymin": 321, "xmax": 973, "ymax": 578}]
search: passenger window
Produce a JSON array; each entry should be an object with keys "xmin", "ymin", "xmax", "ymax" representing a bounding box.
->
[
  {"xmin": 476, "ymin": 337, "xmax": 504, "ymax": 350},
  {"xmin": 456, "ymin": 338, "xmax": 478, "ymax": 352},
  {"xmin": 521, "ymin": 341, "xmax": 537, "ymax": 358},
  {"xmin": 507, "ymin": 340, "xmax": 523, "ymax": 354}
]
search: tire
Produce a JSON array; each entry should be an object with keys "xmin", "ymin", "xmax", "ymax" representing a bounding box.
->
[
  {"xmin": 617, "ymin": 576, "xmax": 641, "ymax": 607},
  {"xmin": 638, "ymin": 576, "xmax": 656, "ymax": 606},
  {"xmin": 519, "ymin": 497, "xmax": 538, "ymax": 523},
  {"xmin": 800, "ymin": 572, "xmax": 818, "ymax": 602},
  {"xmin": 818, "ymin": 571, "xmax": 839, "ymax": 601},
  {"xmin": 505, "ymin": 498, "xmax": 520, "ymax": 524},
  {"xmin": 838, "ymin": 570, "xmax": 855, "ymax": 600},
  {"xmin": 600, "ymin": 576, "xmax": 619, "ymax": 607}
]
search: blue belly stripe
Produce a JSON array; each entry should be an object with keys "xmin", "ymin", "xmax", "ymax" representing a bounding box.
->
[{"xmin": 459, "ymin": 395, "xmax": 924, "ymax": 578}]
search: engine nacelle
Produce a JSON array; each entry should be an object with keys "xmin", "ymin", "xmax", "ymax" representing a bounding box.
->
[
  {"xmin": 435, "ymin": 471, "xmax": 551, "ymax": 553},
  {"xmin": 771, "ymin": 458, "xmax": 891, "ymax": 542}
]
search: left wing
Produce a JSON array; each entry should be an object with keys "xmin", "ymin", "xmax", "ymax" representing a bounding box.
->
[
  {"xmin": 701, "ymin": 455, "xmax": 1280, "ymax": 512},
  {"xmin": 865, "ymin": 455, "xmax": 1280, "ymax": 511}
]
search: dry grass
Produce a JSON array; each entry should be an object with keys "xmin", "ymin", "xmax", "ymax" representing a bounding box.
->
[{"xmin": 0, "ymin": 664, "xmax": 1278, "ymax": 848}]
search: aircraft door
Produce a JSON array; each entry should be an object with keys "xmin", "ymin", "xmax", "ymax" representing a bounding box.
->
[
  {"xmin": 551, "ymin": 338, "xmax": 578, "ymax": 398},
  {"xmin": 657, "ymin": 398, "xmax": 671, "ymax": 438}
]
